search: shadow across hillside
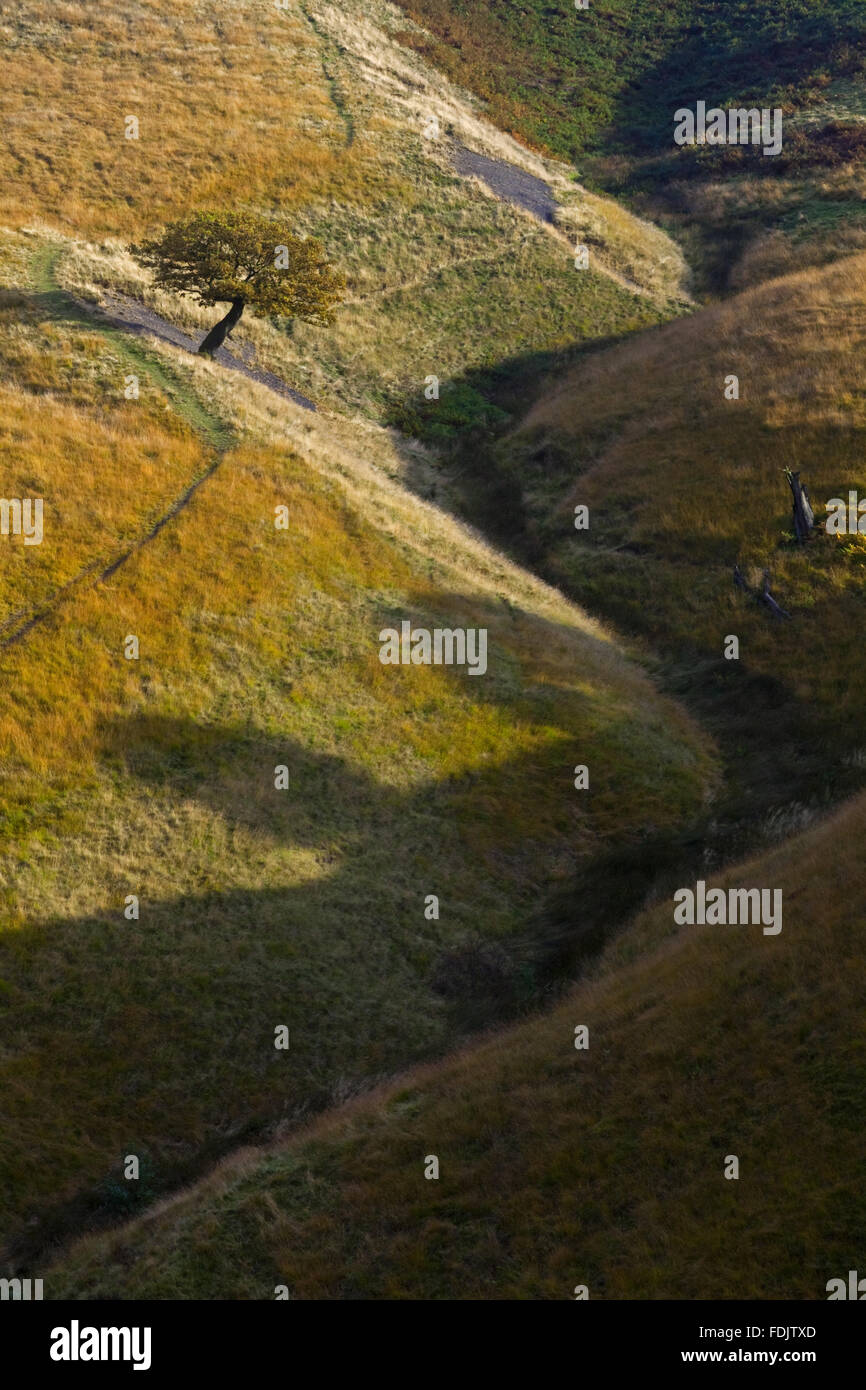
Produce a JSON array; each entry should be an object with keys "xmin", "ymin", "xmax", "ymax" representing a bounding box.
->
[
  {"xmin": 8, "ymin": 693, "xmax": 848, "ymax": 1274},
  {"xmin": 606, "ymin": 2, "xmax": 866, "ymax": 153},
  {"xmin": 2, "ymin": 579, "xmax": 717, "ymax": 1269},
  {"xmin": 386, "ymin": 351, "xmax": 866, "ymax": 864},
  {"xmin": 385, "ymin": 332, "xmax": 660, "ymax": 557}
]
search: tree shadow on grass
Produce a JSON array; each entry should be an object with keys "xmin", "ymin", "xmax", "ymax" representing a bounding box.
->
[{"xmin": 1, "ymin": 585, "xmax": 718, "ymax": 1268}]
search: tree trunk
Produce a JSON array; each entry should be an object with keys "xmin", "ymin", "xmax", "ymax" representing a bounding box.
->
[
  {"xmin": 785, "ymin": 467, "xmax": 814, "ymax": 542},
  {"xmin": 197, "ymin": 298, "xmax": 245, "ymax": 356}
]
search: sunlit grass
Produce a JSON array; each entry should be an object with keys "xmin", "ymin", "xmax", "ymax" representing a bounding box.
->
[
  {"xmin": 511, "ymin": 250, "xmax": 866, "ymax": 730},
  {"xmin": 0, "ymin": 218, "xmax": 712, "ymax": 1249}
]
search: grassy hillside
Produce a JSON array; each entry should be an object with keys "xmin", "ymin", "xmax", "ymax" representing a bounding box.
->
[
  {"xmin": 0, "ymin": 0, "xmax": 689, "ymax": 439},
  {"xmin": 396, "ymin": 0, "xmax": 866, "ymax": 159},
  {"xmin": 394, "ymin": 0, "xmax": 866, "ymax": 293},
  {"xmin": 0, "ymin": 223, "xmax": 713, "ymax": 1263},
  {"xmin": 3, "ymin": 0, "xmax": 862, "ymax": 1303},
  {"xmin": 442, "ymin": 250, "xmax": 866, "ymax": 856},
  {"xmin": 0, "ymin": 243, "xmax": 230, "ymax": 640},
  {"xmin": 43, "ymin": 781, "xmax": 866, "ymax": 1300}
]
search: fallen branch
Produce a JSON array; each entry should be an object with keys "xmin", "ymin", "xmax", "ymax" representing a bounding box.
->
[{"xmin": 732, "ymin": 565, "xmax": 792, "ymax": 619}]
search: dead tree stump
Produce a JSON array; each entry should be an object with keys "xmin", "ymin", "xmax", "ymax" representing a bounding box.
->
[{"xmin": 785, "ymin": 468, "xmax": 815, "ymax": 542}]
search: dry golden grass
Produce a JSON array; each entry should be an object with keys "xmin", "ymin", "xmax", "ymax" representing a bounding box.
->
[
  {"xmin": 510, "ymin": 250, "xmax": 866, "ymax": 728},
  {"xmin": 0, "ymin": 357, "xmax": 208, "ymax": 626},
  {"xmin": 0, "ymin": 0, "xmax": 688, "ymax": 304},
  {"xmin": 0, "ymin": 0, "xmax": 389, "ymax": 235},
  {"xmin": 0, "ymin": 0, "xmax": 690, "ymax": 438},
  {"xmin": 0, "ymin": 214, "xmax": 713, "ymax": 1254}
]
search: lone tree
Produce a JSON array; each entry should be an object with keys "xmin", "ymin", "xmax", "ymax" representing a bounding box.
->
[{"xmin": 132, "ymin": 210, "xmax": 345, "ymax": 357}]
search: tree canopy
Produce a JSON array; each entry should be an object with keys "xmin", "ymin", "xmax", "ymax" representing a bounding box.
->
[{"xmin": 132, "ymin": 210, "xmax": 345, "ymax": 354}]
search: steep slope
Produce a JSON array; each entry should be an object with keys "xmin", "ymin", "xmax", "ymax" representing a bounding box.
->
[
  {"xmin": 395, "ymin": 0, "xmax": 866, "ymax": 160},
  {"xmin": 0, "ymin": 225, "xmax": 713, "ymax": 1263},
  {"xmin": 4, "ymin": 0, "xmax": 859, "ymax": 1305},
  {"xmin": 446, "ymin": 250, "xmax": 866, "ymax": 857},
  {"xmin": 43, "ymin": 780, "xmax": 866, "ymax": 1300},
  {"xmin": 394, "ymin": 0, "xmax": 866, "ymax": 294},
  {"xmin": 0, "ymin": 0, "xmax": 690, "ymax": 439}
]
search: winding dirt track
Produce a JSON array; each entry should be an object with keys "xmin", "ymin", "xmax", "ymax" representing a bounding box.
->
[
  {"xmin": 85, "ymin": 139, "xmax": 651, "ymax": 406},
  {"xmin": 7, "ymin": 137, "xmax": 647, "ymax": 655},
  {"xmin": 96, "ymin": 291, "xmax": 318, "ymax": 412}
]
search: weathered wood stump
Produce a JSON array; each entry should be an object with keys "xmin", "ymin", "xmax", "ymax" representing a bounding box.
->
[
  {"xmin": 732, "ymin": 565, "xmax": 791, "ymax": 619},
  {"xmin": 785, "ymin": 467, "xmax": 815, "ymax": 542}
]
